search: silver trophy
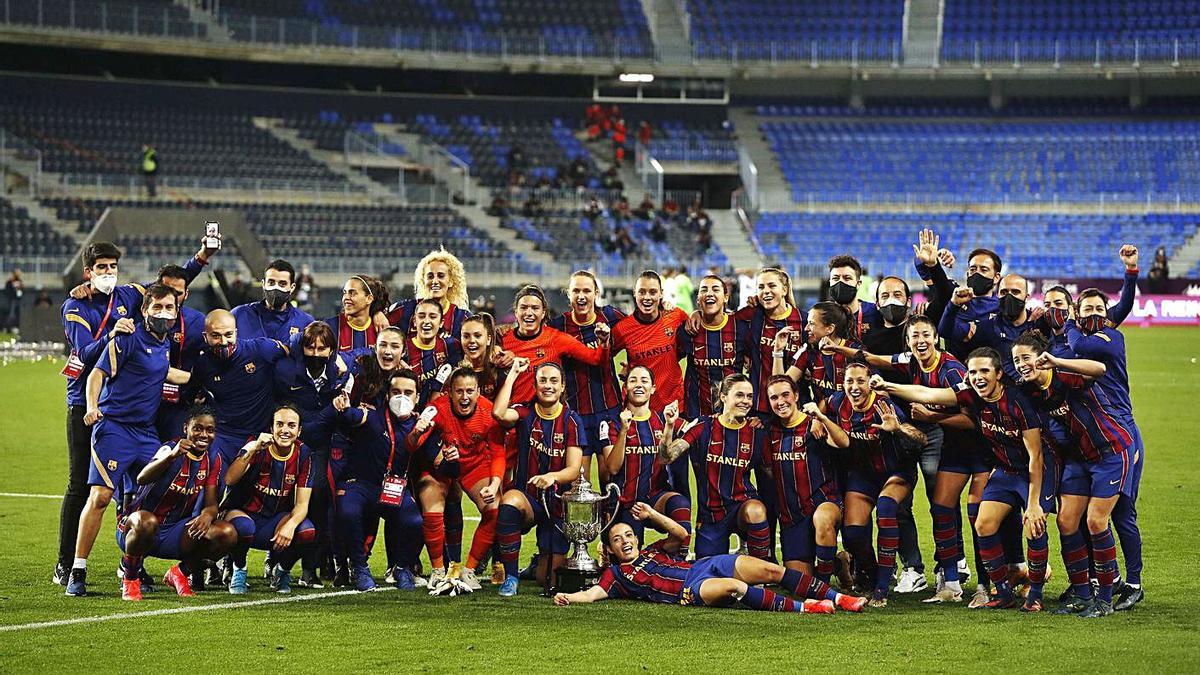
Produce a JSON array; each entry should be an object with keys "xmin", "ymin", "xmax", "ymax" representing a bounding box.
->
[{"xmin": 542, "ymin": 468, "xmax": 621, "ymax": 576}]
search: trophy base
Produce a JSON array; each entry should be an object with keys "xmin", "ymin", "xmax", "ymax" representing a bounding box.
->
[{"xmin": 553, "ymin": 566, "xmax": 602, "ymax": 594}]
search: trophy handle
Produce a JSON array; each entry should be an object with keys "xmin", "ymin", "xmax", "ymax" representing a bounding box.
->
[
  {"xmin": 598, "ymin": 483, "xmax": 622, "ymax": 534},
  {"xmin": 540, "ymin": 488, "xmax": 567, "ymax": 535}
]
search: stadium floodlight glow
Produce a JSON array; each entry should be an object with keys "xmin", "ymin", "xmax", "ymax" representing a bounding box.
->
[{"xmin": 618, "ymin": 73, "xmax": 655, "ymax": 83}]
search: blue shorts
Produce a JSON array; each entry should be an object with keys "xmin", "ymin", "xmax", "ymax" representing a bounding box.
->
[
  {"xmin": 981, "ymin": 468, "xmax": 1057, "ymax": 514},
  {"xmin": 533, "ymin": 510, "xmax": 570, "ymax": 555},
  {"xmin": 1126, "ymin": 423, "xmax": 1145, "ymax": 501},
  {"xmin": 695, "ymin": 507, "xmax": 750, "ymax": 558},
  {"xmin": 580, "ymin": 407, "xmax": 620, "ymax": 457},
  {"xmin": 89, "ymin": 418, "xmax": 159, "ymax": 490},
  {"xmin": 844, "ymin": 465, "xmax": 916, "ymax": 498},
  {"xmin": 940, "ymin": 428, "xmax": 990, "ymax": 475},
  {"xmin": 211, "ymin": 429, "xmax": 256, "ymax": 468},
  {"xmin": 234, "ymin": 511, "xmax": 316, "ymax": 551},
  {"xmin": 1059, "ymin": 452, "xmax": 1132, "ymax": 500},
  {"xmin": 116, "ymin": 517, "xmax": 191, "ymax": 560},
  {"xmin": 779, "ymin": 519, "xmax": 817, "ymax": 564},
  {"xmin": 681, "ymin": 554, "xmax": 740, "ymax": 606}
]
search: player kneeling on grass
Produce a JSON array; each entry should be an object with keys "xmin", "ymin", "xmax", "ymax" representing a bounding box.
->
[
  {"xmin": 223, "ymin": 404, "xmax": 316, "ymax": 594},
  {"xmin": 117, "ymin": 406, "xmax": 237, "ymax": 600},
  {"xmin": 553, "ymin": 502, "xmax": 866, "ymax": 614}
]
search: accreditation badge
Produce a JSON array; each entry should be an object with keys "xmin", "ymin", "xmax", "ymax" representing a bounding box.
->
[
  {"xmin": 61, "ymin": 352, "xmax": 85, "ymax": 379},
  {"xmin": 378, "ymin": 475, "xmax": 408, "ymax": 507},
  {"xmin": 161, "ymin": 382, "xmax": 181, "ymax": 404}
]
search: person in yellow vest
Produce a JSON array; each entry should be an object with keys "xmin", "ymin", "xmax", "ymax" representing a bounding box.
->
[{"xmin": 141, "ymin": 144, "xmax": 158, "ymax": 198}]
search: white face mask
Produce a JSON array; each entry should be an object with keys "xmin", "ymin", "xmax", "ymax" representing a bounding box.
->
[
  {"xmin": 389, "ymin": 394, "xmax": 415, "ymax": 419},
  {"xmin": 92, "ymin": 274, "xmax": 118, "ymax": 295}
]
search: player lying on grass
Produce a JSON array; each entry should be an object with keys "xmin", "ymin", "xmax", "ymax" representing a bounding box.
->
[
  {"xmin": 552, "ymin": 502, "xmax": 867, "ymax": 614},
  {"xmin": 117, "ymin": 406, "xmax": 237, "ymax": 600}
]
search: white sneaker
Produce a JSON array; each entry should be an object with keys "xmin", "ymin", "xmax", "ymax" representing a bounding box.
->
[
  {"xmin": 933, "ymin": 568, "xmax": 946, "ymax": 594},
  {"xmin": 923, "ymin": 583, "xmax": 964, "ymax": 604},
  {"xmin": 894, "ymin": 567, "xmax": 928, "ymax": 594},
  {"xmin": 412, "ymin": 572, "xmax": 428, "ymax": 589},
  {"xmin": 957, "ymin": 558, "xmax": 972, "ymax": 583},
  {"xmin": 460, "ymin": 566, "xmax": 482, "ymax": 591},
  {"xmin": 384, "ymin": 568, "xmax": 395, "ymax": 585},
  {"xmin": 426, "ymin": 567, "xmax": 448, "ymax": 595},
  {"xmin": 967, "ymin": 584, "xmax": 990, "ymax": 609}
]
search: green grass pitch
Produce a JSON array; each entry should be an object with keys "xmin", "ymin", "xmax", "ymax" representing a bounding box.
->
[{"xmin": 1, "ymin": 328, "xmax": 1198, "ymax": 672}]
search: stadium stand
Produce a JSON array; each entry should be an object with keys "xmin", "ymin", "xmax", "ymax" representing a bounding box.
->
[
  {"xmin": 646, "ymin": 120, "xmax": 738, "ymax": 162},
  {"xmin": 0, "ymin": 197, "xmax": 76, "ymax": 257},
  {"xmin": 752, "ymin": 211, "xmax": 1196, "ymax": 279},
  {"xmin": 3, "ymin": 0, "xmax": 208, "ymax": 38},
  {"xmin": 216, "ymin": 0, "xmax": 653, "ymax": 57},
  {"xmin": 685, "ymin": 0, "xmax": 903, "ymax": 60}
]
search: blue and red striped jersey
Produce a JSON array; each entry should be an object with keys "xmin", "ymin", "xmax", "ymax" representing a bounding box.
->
[
  {"xmin": 1023, "ymin": 371, "xmax": 1133, "ymax": 463},
  {"xmin": 597, "ymin": 540, "xmax": 689, "ymax": 604},
  {"xmin": 229, "ymin": 442, "xmax": 313, "ymax": 517},
  {"xmin": 790, "ymin": 337, "xmax": 863, "ymax": 403},
  {"xmin": 766, "ymin": 414, "xmax": 839, "ymax": 526},
  {"xmin": 849, "ymin": 301, "xmax": 880, "ymax": 341},
  {"xmin": 827, "ymin": 391, "xmax": 911, "ymax": 479},
  {"xmin": 323, "ymin": 314, "xmax": 379, "ymax": 352},
  {"xmin": 953, "ymin": 382, "xmax": 1042, "ymax": 476},
  {"xmin": 1064, "ymin": 322, "xmax": 1135, "ymax": 424},
  {"xmin": 679, "ymin": 415, "xmax": 764, "ymax": 523},
  {"xmin": 676, "ymin": 313, "xmax": 747, "ymax": 419},
  {"xmin": 605, "ymin": 411, "xmax": 684, "ymax": 505},
  {"xmin": 509, "ymin": 402, "xmax": 586, "ymax": 513},
  {"xmin": 404, "ymin": 335, "xmax": 463, "ymax": 407},
  {"xmin": 548, "ymin": 306, "xmax": 626, "ymax": 415},
  {"xmin": 130, "ymin": 444, "xmax": 221, "ymax": 525},
  {"xmin": 386, "ymin": 299, "xmax": 471, "ymax": 341},
  {"xmin": 734, "ymin": 305, "xmax": 807, "ymax": 414},
  {"xmin": 890, "ymin": 351, "xmax": 967, "ymax": 414}
]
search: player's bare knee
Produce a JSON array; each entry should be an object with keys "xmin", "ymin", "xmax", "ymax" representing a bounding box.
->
[
  {"xmin": 1086, "ymin": 513, "xmax": 1111, "ymax": 535},
  {"xmin": 1055, "ymin": 511, "xmax": 1078, "ymax": 534},
  {"xmin": 128, "ymin": 510, "xmax": 159, "ymax": 535},
  {"xmin": 742, "ymin": 500, "xmax": 767, "ymax": 523},
  {"xmin": 88, "ymin": 486, "xmax": 115, "ymax": 509},
  {"xmin": 210, "ymin": 521, "xmax": 238, "ymax": 547}
]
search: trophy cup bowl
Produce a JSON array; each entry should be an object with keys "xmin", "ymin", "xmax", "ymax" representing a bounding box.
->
[{"xmin": 541, "ymin": 469, "xmax": 621, "ymax": 593}]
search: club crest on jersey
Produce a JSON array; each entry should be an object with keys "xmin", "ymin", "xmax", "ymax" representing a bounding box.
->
[
  {"xmin": 107, "ymin": 460, "xmax": 118, "ymax": 470},
  {"xmin": 117, "ymin": 306, "xmax": 128, "ymax": 316},
  {"xmin": 723, "ymin": 343, "xmax": 734, "ymax": 353},
  {"xmin": 245, "ymin": 362, "xmax": 256, "ymax": 373},
  {"xmin": 536, "ymin": 348, "xmax": 547, "ymax": 359},
  {"xmin": 173, "ymin": 332, "xmax": 182, "ymax": 343},
  {"xmin": 664, "ymin": 327, "xmax": 674, "ymax": 337},
  {"xmin": 290, "ymin": 326, "xmax": 300, "ymax": 335},
  {"xmin": 196, "ymin": 470, "xmax": 207, "ymax": 480},
  {"xmin": 284, "ymin": 474, "xmax": 296, "ymax": 484},
  {"xmin": 553, "ymin": 432, "xmax": 564, "ymax": 444}
]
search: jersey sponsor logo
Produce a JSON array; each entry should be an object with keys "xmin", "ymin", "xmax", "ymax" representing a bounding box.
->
[
  {"xmin": 245, "ymin": 363, "xmax": 256, "ymax": 373},
  {"xmin": 627, "ymin": 444, "xmax": 658, "ymax": 455},
  {"xmin": 980, "ymin": 419, "xmax": 1020, "ymax": 437},
  {"xmin": 776, "ymin": 451, "xmax": 808, "ymax": 461},
  {"xmin": 848, "ymin": 430, "xmax": 878, "ymax": 441},
  {"xmin": 693, "ymin": 357, "xmax": 736, "ymax": 367},
  {"xmin": 707, "ymin": 452, "xmax": 751, "ymax": 468}
]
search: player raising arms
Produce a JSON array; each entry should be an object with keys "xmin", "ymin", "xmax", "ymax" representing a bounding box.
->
[
  {"xmin": 492, "ymin": 358, "xmax": 585, "ymax": 597},
  {"xmin": 762, "ymin": 376, "xmax": 848, "ymax": 582},
  {"xmin": 330, "ymin": 369, "xmax": 424, "ymax": 591},
  {"xmin": 600, "ymin": 366, "xmax": 692, "ymax": 547},
  {"xmin": 223, "ymin": 404, "xmax": 315, "ymax": 594},
  {"xmin": 117, "ymin": 406, "xmax": 237, "ymax": 600},
  {"xmin": 775, "ymin": 301, "xmax": 859, "ymax": 403},
  {"xmin": 824, "ymin": 361, "xmax": 926, "ymax": 607},
  {"xmin": 404, "ymin": 299, "xmax": 463, "ymax": 407},
  {"xmin": 871, "ymin": 348, "xmax": 1053, "ymax": 612},
  {"xmin": 499, "ymin": 285, "xmax": 610, "ymax": 405},
  {"xmin": 1011, "ymin": 332, "xmax": 1132, "ymax": 617},
  {"xmin": 677, "ymin": 274, "xmax": 747, "ymax": 420},
  {"xmin": 407, "ymin": 367, "xmax": 506, "ymax": 595},
  {"xmin": 829, "ymin": 316, "xmax": 988, "ymax": 603},
  {"xmin": 658, "ymin": 374, "xmax": 772, "ymax": 561},
  {"xmin": 380, "ymin": 247, "xmax": 473, "ymax": 340},
  {"xmin": 553, "ymin": 502, "xmax": 866, "ymax": 614},
  {"xmin": 548, "ymin": 270, "xmax": 626, "ymax": 473}
]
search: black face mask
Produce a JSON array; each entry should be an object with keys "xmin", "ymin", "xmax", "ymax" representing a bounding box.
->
[
  {"xmin": 966, "ymin": 273, "xmax": 995, "ymax": 297},
  {"xmin": 264, "ymin": 288, "xmax": 291, "ymax": 310},
  {"xmin": 146, "ymin": 315, "xmax": 174, "ymax": 335},
  {"xmin": 879, "ymin": 303, "xmax": 909, "ymax": 325},
  {"xmin": 829, "ymin": 281, "xmax": 857, "ymax": 305},
  {"xmin": 305, "ymin": 354, "xmax": 328, "ymax": 376},
  {"xmin": 999, "ymin": 294, "xmax": 1026, "ymax": 321}
]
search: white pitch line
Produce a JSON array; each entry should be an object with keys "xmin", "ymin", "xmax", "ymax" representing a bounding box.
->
[{"xmin": 0, "ymin": 587, "xmax": 395, "ymax": 633}]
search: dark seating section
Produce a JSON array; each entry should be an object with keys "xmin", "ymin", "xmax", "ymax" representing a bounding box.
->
[
  {"xmin": 414, "ymin": 114, "xmax": 597, "ymax": 188},
  {"xmin": 943, "ymin": 0, "xmax": 1200, "ymax": 63},
  {"xmin": 4, "ymin": 0, "xmax": 207, "ymax": 38},
  {"xmin": 686, "ymin": 0, "xmax": 902, "ymax": 60},
  {"xmin": 506, "ymin": 208, "xmax": 727, "ymax": 277},
  {"xmin": 0, "ymin": 198, "xmax": 76, "ymax": 257},
  {"xmin": 217, "ymin": 0, "xmax": 653, "ymax": 57},
  {"xmin": 754, "ymin": 211, "xmax": 1195, "ymax": 279},
  {"xmin": 0, "ymin": 100, "xmax": 348, "ymax": 186}
]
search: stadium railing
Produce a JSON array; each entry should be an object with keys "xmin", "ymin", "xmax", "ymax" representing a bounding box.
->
[
  {"xmin": 58, "ymin": 173, "xmax": 366, "ymax": 198},
  {"xmin": 744, "ymin": 188, "xmax": 1200, "ymax": 213}
]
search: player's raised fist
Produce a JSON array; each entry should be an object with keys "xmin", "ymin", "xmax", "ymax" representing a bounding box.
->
[
  {"xmin": 868, "ymin": 374, "xmax": 889, "ymax": 392},
  {"xmin": 593, "ymin": 322, "xmax": 611, "ymax": 342},
  {"xmin": 801, "ymin": 402, "xmax": 820, "ymax": 417},
  {"xmin": 937, "ymin": 248, "xmax": 956, "ymax": 269},
  {"xmin": 510, "ymin": 356, "xmax": 530, "ymax": 374},
  {"xmin": 1119, "ymin": 244, "xmax": 1139, "ymax": 270},
  {"xmin": 951, "ymin": 287, "xmax": 974, "ymax": 306},
  {"xmin": 84, "ymin": 408, "xmax": 103, "ymax": 426},
  {"xmin": 618, "ymin": 409, "xmax": 633, "ymax": 427},
  {"xmin": 663, "ymin": 400, "xmax": 679, "ymax": 424}
]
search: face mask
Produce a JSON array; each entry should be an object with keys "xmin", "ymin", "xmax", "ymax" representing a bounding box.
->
[
  {"xmin": 304, "ymin": 354, "xmax": 328, "ymax": 376},
  {"xmin": 828, "ymin": 281, "xmax": 857, "ymax": 305},
  {"xmin": 966, "ymin": 273, "xmax": 994, "ymax": 297},
  {"xmin": 389, "ymin": 394, "xmax": 414, "ymax": 418},
  {"xmin": 1046, "ymin": 307, "xmax": 1069, "ymax": 330},
  {"xmin": 264, "ymin": 288, "xmax": 291, "ymax": 310},
  {"xmin": 210, "ymin": 343, "xmax": 236, "ymax": 360},
  {"xmin": 879, "ymin": 301, "xmax": 908, "ymax": 325},
  {"xmin": 999, "ymin": 294, "xmax": 1026, "ymax": 321},
  {"xmin": 1079, "ymin": 314, "xmax": 1106, "ymax": 334},
  {"xmin": 146, "ymin": 312, "xmax": 175, "ymax": 335},
  {"xmin": 92, "ymin": 274, "xmax": 118, "ymax": 295}
]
